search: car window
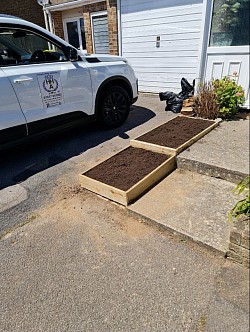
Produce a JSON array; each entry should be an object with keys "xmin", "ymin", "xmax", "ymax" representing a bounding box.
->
[{"xmin": 0, "ymin": 27, "xmax": 67, "ymax": 66}]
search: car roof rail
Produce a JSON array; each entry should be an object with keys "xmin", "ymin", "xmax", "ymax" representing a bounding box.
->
[{"xmin": 0, "ymin": 14, "xmax": 20, "ymax": 19}]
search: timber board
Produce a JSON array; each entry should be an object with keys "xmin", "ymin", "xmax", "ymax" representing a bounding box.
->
[
  {"xmin": 79, "ymin": 153, "xmax": 176, "ymax": 206},
  {"xmin": 131, "ymin": 116, "xmax": 221, "ymax": 155}
]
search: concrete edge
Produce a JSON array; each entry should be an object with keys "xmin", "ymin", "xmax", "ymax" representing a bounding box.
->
[
  {"xmin": 177, "ymin": 157, "xmax": 248, "ymax": 184},
  {"xmin": 127, "ymin": 208, "xmax": 227, "ymax": 257}
]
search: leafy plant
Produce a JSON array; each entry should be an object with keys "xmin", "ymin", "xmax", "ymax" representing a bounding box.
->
[
  {"xmin": 212, "ymin": 74, "xmax": 245, "ymax": 118},
  {"xmin": 229, "ymin": 176, "xmax": 250, "ymax": 222},
  {"xmin": 193, "ymin": 74, "xmax": 245, "ymax": 120},
  {"xmin": 193, "ymin": 82, "xmax": 219, "ymax": 119},
  {"xmin": 215, "ymin": 0, "xmax": 241, "ymax": 30}
]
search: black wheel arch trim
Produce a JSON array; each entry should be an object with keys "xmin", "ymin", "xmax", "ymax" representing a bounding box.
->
[{"xmin": 95, "ymin": 75, "xmax": 134, "ymax": 115}]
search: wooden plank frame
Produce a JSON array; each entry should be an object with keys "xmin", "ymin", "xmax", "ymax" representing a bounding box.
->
[
  {"xmin": 130, "ymin": 116, "xmax": 221, "ymax": 156},
  {"xmin": 79, "ymin": 152, "xmax": 176, "ymax": 206}
]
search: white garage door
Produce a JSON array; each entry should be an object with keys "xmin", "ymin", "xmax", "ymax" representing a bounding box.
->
[{"xmin": 121, "ymin": 0, "xmax": 204, "ymax": 93}]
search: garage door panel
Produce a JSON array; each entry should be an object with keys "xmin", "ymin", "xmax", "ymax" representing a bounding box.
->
[
  {"xmin": 136, "ymin": 68, "xmax": 197, "ymax": 75},
  {"xmin": 125, "ymin": 52, "xmax": 199, "ymax": 59},
  {"xmin": 122, "ymin": 34, "xmax": 200, "ymax": 43},
  {"xmin": 128, "ymin": 57, "xmax": 198, "ymax": 67},
  {"xmin": 122, "ymin": 23, "xmax": 202, "ymax": 36},
  {"xmin": 121, "ymin": 0, "xmax": 203, "ymax": 15},
  {"xmin": 137, "ymin": 73, "xmax": 196, "ymax": 84},
  {"xmin": 122, "ymin": 14, "xmax": 202, "ymax": 29},
  {"xmin": 122, "ymin": 42, "xmax": 200, "ymax": 53},
  {"xmin": 139, "ymin": 79, "xmax": 195, "ymax": 89},
  {"xmin": 139, "ymin": 83, "xmax": 180, "ymax": 93},
  {"xmin": 122, "ymin": 3, "xmax": 202, "ymax": 22}
]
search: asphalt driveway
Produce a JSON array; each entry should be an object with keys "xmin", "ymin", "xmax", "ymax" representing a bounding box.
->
[{"xmin": 1, "ymin": 186, "xmax": 249, "ymax": 332}]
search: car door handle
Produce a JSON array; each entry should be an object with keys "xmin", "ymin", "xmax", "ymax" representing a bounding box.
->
[{"xmin": 14, "ymin": 77, "xmax": 34, "ymax": 84}]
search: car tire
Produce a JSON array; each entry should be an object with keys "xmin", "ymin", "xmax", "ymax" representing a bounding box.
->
[{"xmin": 98, "ymin": 86, "xmax": 131, "ymax": 128}]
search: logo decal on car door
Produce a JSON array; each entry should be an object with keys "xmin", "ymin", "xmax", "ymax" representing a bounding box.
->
[{"xmin": 37, "ymin": 72, "xmax": 64, "ymax": 108}]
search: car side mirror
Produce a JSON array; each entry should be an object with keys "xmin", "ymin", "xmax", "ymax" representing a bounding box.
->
[{"xmin": 64, "ymin": 46, "xmax": 78, "ymax": 61}]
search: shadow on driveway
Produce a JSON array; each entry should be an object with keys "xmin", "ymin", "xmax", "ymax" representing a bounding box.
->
[{"xmin": 0, "ymin": 106, "xmax": 155, "ymax": 190}]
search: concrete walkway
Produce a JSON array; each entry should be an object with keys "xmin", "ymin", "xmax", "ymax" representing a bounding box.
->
[
  {"xmin": 177, "ymin": 119, "xmax": 249, "ymax": 183},
  {"xmin": 129, "ymin": 95, "xmax": 249, "ymax": 254}
]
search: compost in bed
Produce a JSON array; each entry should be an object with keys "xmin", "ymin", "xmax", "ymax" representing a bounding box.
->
[
  {"xmin": 85, "ymin": 147, "xmax": 170, "ymax": 191},
  {"xmin": 136, "ymin": 116, "xmax": 215, "ymax": 148}
]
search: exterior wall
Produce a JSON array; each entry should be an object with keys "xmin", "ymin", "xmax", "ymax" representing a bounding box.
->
[
  {"xmin": 227, "ymin": 219, "xmax": 250, "ymax": 269},
  {"xmin": 47, "ymin": 0, "xmax": 119, "ymax": 55},
  {"xmin": 82, "ymin": 2, "xmax": 107, "ymax": 53},
  {"xmin": 107, "ymin": 0, "xmax": 118, "ymax": 55},
  {"xmin": 52, "ymin": 12, "xmax": 64, "ymax": 40},
  {"xmin": 0, "ymin": 0, "xmax": 45, "ymax": 27}
]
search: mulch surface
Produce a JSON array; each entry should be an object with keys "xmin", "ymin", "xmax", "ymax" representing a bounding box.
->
[
  {"xmin": 136, "ymin": 116, "xmax": 215, "ymax": 148},
  {"xmin": 85, "ymin": 147, "xmax": 170, "ymax": 191}
]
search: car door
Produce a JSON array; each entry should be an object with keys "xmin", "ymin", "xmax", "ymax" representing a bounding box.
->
[
  {"xmin": 0, "ymin": 26, "xmax": 93, "ymax": 135},
  {"xmin": 0, "ymin": 65, "xmax": 27, "ymax": 144}
]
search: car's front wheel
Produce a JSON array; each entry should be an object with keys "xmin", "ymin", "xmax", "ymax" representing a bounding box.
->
[{"xmin": 98, "ymin": 86, "xmax": 131, "ymax": 128}]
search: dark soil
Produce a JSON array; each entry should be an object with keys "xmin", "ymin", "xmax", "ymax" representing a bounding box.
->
[
  {"xmin": 137, "ymin": 116, "xmax": 215, "ymax": 148},
  {"xmin": 85, "ymin": 147, "xmax": 170, "ymax": 191}
]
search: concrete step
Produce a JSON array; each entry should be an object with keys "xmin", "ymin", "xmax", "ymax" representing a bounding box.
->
[
  {"xmin": 176, "ymin": 120, "xmax": 249, "ymax": 184},
  {"xmin": 177, "ymin": 157, "xmax": 247, "ymax": 184},
  {"xmin": 129, "ymin": 169, "xmax": 238, "ymax": 255}
]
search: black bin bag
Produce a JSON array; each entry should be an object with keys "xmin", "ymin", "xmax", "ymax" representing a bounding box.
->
[
  {"xmin": 159, "ymin": 78, "xmax": 195, "ymax": 113},
  {"xmin": 159, "ymin": 91, "xmax": 183, "ymax": 113},
  {"xmin": 179, "ymin": 78, "xmax": 195, "ymax": 99}
]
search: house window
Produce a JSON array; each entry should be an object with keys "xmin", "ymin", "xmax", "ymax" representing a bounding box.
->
[
  {"xmin": 91, "ymin": 12, "xmax": 109, "ymax": 54},
  {"xmin": 63, "ymin": 17, "xmax": 86, "ymax": 50},
  {"xmin": 209, "ymin": 0, "xmax": 250, "ymax": 47}
]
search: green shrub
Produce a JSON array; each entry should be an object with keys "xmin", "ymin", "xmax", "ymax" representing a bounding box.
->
[
  {"xmin": 212, "ymin": 74, "xmax": 245, "ymax": 119},
  {"xmin": 229, "ymin": 176, "xmax": 250, "ymax": 222},
  {"xmin": 194, "ymin": 74, "xmax": 245, "ymax": 120}
]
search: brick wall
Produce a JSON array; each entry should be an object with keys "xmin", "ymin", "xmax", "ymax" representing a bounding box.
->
[
  {"xmin": 1, "ymin": 0, "xmax": 45, "ymax": 27},
  {"xmin": 52, "ymin": 12, "xmax": 64, "ymax": 39},
  {"xmin": 227, "ymin": 219, "xmax": 250, "ymax": 268},
  {"xmin": 82, "ymin": 1, "xmax": 107, "ymax": 54},
  {"xmin": 47, "ymin": 0, "xmax": 119, "ymax": 55},
  {"xmin": 107, "ymin": 0, "xmax": 118, "ymax": 55}
]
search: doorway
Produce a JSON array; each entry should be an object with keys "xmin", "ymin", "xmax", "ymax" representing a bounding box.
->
[
  {"xmin": 63, "ymin": 17, "xmax": 86, "ymax": 51},
  {"xmin": 204, "ymin": 0, "xmax": 250, "ymax": 106}
]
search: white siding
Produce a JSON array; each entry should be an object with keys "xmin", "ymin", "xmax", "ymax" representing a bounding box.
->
[{"xmin": 121, "ymin": 0, "xmax": 204, "ymax": 93}]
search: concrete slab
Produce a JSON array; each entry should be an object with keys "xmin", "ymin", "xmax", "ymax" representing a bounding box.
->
[
  {"xmin": 129, "ymin": 169, "xmax": 238, "ymax": 254},
  {"xmin": 177, "ymin": 120, "xmax": 250, "ymax": 183}
]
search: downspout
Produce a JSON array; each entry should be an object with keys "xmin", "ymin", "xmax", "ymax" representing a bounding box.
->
[
  {"xmin": 45, "ymin": 8, "xmax": 54, "ymax": 50},
  {"xmin": 47, "ymin": 9, "xmax": 53, "ymax": 34},
  {"xmin": 117, "ymin": 0, "xmax": 122, "ymax": 56},
  {"xmin": 43, "ymin": 7, "xmax": 49, "ymax": 31},
  {"xmin": 196, "ymin": 0, "xmax": 214, "ymax": 87}
]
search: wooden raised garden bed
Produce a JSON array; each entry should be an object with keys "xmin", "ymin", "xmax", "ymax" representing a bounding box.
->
[
  {"xmin": 79, "ymin": 147, "xmax": 176, "ymax": 205},
  {"xmin": 131, "ymin": 116, "xmax": 220, "ymax": 155}
]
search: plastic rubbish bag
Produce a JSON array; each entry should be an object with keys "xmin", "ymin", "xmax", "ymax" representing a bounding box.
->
[
  {"xmin": 159, "ymin": 91, "xmax": 183, "ymax": 113},
  {"xmin": 178, "ymin": 78, "xmax": 195, "ymax": 99},
  {"xmin": 159, "ymin": 77, "xmax": 195, "ymax": 113}
]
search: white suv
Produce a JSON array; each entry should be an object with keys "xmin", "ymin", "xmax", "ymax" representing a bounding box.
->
[{"xmin": 0, "ymin": 14, "xmax": 138, "ymax": 148}]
